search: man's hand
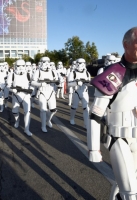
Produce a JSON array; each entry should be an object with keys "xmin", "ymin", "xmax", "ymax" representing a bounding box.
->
[{"xmin": 88, "ymin": 150, "xmax": 102, "ymax": 162}]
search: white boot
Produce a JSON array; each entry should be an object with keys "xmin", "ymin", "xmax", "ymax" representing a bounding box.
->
[
  {"xmin": 61, "ymin": 88, "xmax": 65, "ymax": 99},
  {"xmin": 40, "ymin": 111, "xmax": 47, "ymax": 132},
  {"xmin": 47, "ymin": 110, "xmax": 57, "ymax": 128},
  {"xmin": 56, "ymin": 89, "xmax": 60, "ymax": 98},
  {"xmin": 68, "ymin": 93, "xmax": 72, "ymax": 106},
  {"xmin": 83, "ymin": 108, "xmax": 89, "ymax": 129},
  {"xmin": 24, "ymin": 112, "xmax": 32, "ymax": 136},
  {"xmin": 0, "ymin": 98, "xmax": 4, "ymax": 112},
  {"xmin": 70, "ymin": 108, "xmax": 76, "ymax": 125},
  {"xmin": 14, "ymin": 113, "xmax": 20, "ymax": 128}
]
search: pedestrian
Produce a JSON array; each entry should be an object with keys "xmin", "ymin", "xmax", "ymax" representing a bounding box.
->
[{"xmin": 87, "ymin": 26, "xmax": 137, "ymax": 200}]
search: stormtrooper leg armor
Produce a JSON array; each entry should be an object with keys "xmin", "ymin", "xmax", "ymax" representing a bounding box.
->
[
  {"xmin": 47, "ymin": 109, "xmax": 57, "ymax": 128},
  {"xmin": 12, "ymin": 96, "xmax": 20, "ymax": 128},
  {"xmin": 24, "ymin": 112, "xmax": 32, "ymax": 136},
  {"xmin": 56, "ymin": 88, "xmax": 61, "ymax": 98},
  {"xmin": 0, "ymin": 97, "xmax": 4, "ymax": 112},
  {"xmin": 109, "ymin": 138, "xmax": 137, "ymax": 200},
  {"xmin": 39, "ymin": 93, "xmax": 48, "ymax": 133},
  {"xmin": 46, "ymin": 93, "xmax": 57, "ymax": 128},
  {"xmin": 68, "ymin": 87, "xmax": 73, "ymax": 106},
  {"xmin": 40, "ymin": 110, "xmax": 47, "ymax": 132}
]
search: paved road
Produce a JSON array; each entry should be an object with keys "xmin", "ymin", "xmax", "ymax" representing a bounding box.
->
[{"xmin": 0, "ymin": 86, "xmax": 114, "ymax": 200}]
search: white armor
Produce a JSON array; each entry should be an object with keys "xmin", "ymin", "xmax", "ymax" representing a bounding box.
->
[
  {"xmin": 31, "ymin": 57, "xmax": 58, "ymax": 132},
  {"xmin": 66, "ymin": 61, "xmax": 76, "ymax": 106},
  {"xmin": 56, "ymin": 61, "xmax": 66, "ymax": 99},
  {"xmin": 87, "ymin": 56, "xmax": 137, "ymax": 199},
  {"xmin": 7, "ymin": 59, "xmax": 32, "ymax": 136},
  {"xmin": 68, "ymin": 58, "xmax": 91, "ymax": 129},
  {"xmin": 30, "ymin": 63, "xmax": 37, "ymax": 108},
  {"xmin": 104, "ymin": 54, "xmax": 117, "ymax": 66},
  {"xmin": 0, "ymin": 63, "xmax": 10, "ymax": 111},
  {"xmin": 50, "ymin": 62, "xmax": 58, "ymax": 93}
]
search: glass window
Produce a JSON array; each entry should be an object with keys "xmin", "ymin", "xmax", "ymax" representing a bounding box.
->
[
  {"xmin": 24, "ymin": 50, "xmax": 29, "ymax": 55},
  {"xmin": 11, "ymin": 50, "xmax": 17, "ymax": 58},
  {"xmin": 5, "ymin": 50, "xmax": 10, "ymax": 57},
  {"xmin": 0, "ymin": 50, "xmax": 3, "ymax": 57}
]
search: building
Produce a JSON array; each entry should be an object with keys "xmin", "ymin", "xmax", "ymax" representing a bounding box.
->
[{"xmin": 0, "ymin": 0, "xmax": 47, "ymax": 61}]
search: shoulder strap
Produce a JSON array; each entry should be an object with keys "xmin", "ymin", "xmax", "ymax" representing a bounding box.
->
[
  {"xmin": 73, "ymin": 70, "xmax": 76, "ymax": 79},
  {"xmin": 12, "ymin": 73, "xmax": 14, "ymax": 81},
  {"xmin": 52, "ymin": 70, "xmax": 55, "ymax": 78},
  {"xmin": 27, "ymin": 73, "xmax": 30, "ymax": 81}
]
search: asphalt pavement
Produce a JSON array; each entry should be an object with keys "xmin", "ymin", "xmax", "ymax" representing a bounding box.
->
[{"xmin": 0, "ymin": 86, "xmax": 113, "ymax": 200}]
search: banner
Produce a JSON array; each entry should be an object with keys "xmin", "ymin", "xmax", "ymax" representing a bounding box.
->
[{"xmin": 0, "ymin": 0, "xmax": 46, "ymax": 41}]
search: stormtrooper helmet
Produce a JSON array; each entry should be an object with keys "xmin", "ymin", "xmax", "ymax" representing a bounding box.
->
[
  {"xmin": 71, "ymin": 61, "xmax": 76, "ymax": 70},
  {"xmin": 15, "ymin": 59, "xmax": 26, "ymax": 75},
  {"xmin": 50, "ymin": 62, "xmax": 56, "ymax": 70},
  {"xmin": 76, "ymin": 58, "xmax": 86, "ymax": 72},
  {"xmin": 104, "ymin": 54, "xmax": 117, "ymax": 66},
  {"xmin": 57, "ymin": 61, "xmax": 63, "ymax": 70},
  {"xmin": 38, "ymin": 61, "xmax": 41, "ymax": 69},
  {"xmin": 32, "ymin": 63, "xmax": 36, "ymax": 71},
  {"xmin": 0, "ymin": 63, "xmax": 5, "ymax": 72},
  {"xmin": 3, "ymin": 62, "xmax": 9, "ymax": 70},
  {"xmin": 40, "ymin": 57, "xmax": 50, "ymax": 71},
  {"xmin": 25, "ymin": 61, "xmax": 32, "ymax": 73}
]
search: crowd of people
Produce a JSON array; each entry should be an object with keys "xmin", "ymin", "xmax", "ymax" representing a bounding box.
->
[
  {"xmin": 1, "ymin": 26, "xmax": 137, "ymax": 200},
  {"xmin": 0, "ymin": 56, "xmax": 91, "ymax": 136}
]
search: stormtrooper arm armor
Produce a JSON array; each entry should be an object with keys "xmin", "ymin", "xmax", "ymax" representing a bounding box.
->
[
  {"xmin": 87, "ymin": 88, "xmax": 112, "ymax": 162},
  {"xmin": 30, "ymin": 70, "xmax": 42, "ymax": 87},
  {"xmin": 67, "ymin": 71, "xmax": 77, "ymax": 87}
]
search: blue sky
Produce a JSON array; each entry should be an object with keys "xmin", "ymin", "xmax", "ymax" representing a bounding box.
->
[{"xmin": 47, "ymin": 0, "xmax": 137, "ymax": 59}]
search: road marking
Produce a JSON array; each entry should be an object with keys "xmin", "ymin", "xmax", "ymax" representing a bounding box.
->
[{"xmin": 53, "ymin": 115, "xmax": 115, "ymax": 185}]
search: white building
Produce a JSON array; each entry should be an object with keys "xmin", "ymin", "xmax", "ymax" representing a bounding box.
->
[{"xmin": 0, "ymin": 0, "xmax": 47, "ymax": 60}]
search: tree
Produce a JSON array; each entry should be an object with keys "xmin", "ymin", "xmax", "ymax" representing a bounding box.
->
[
  {"xmin": 84, "ymin": 42, "xmax": 98, "ymax": 64},
  {"xmin": 34, "ymin": 53, "xmax": 44, "ymax": 65},
  {"xmin": 5, "ymin": 57, "xmax": 17, "ymax": 68},
  {"xmin": 65, "ymin": 36, "xmax": 85, "ymax": 61},
  {"xmin": 22, "ymin": 54, "xmax": 34, "ymax": 63}
]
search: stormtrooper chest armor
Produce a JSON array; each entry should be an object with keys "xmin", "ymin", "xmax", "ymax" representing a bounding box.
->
[
  {"xmin": 13, "ymin": 73, "xmax": 29, "ymax": 89},
  {"xmin": 39, "ymin": 70, "xmax": 54, "ymax": 80},
  {"xmin": 107, "ymin": 80, "xmax": 137, "ymax": 138},
  {"xmin": 75, "ymin": 70, "xmax": 88, "ymax": 80}
]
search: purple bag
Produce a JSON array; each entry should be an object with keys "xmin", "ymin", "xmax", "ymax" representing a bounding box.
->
[{"xmin": 91, "ymin": 63, "xmax": 126, "ymax": 96}]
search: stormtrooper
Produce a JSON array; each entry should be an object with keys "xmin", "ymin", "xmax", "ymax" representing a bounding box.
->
[
  {"xmin": 25, "ymin": 61, "xmax": 33, "ymax": 79},
  {"xmin": 31, "ymin": 57, "xmax": 58, "ymax": 132},
  {"xmin": 66, "ymin": 61, "xmax": 76, "ymax": 106},
  {"xmin": 56, "ymin": 61, "xmax": 66, "ymax": 99},
  {"xmin": 6, "ymin": 59, "xmax": 32, "ymax": 136},
  {"xmin": 0, "ymin": 63, "xmax": 9, "ymax": 112},
  {"xmin": 87, "ymin": 50, "xmax": 137, "ymax": 199},
  {"xmin": 68, "ymin": 58, "xmax": 91, "ymax": 129},
  {"xmin": 50, "ymin": 61, "xmax": 59, "ymax": 93},
  {"xmin": 32, "ymin": 63, "xmax": 37, "ymax": 75}
]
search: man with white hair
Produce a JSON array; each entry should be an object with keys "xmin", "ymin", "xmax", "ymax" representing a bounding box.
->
[{"xmin": 87, "ymin": 27, "xmax": 137, "ymax": 199}]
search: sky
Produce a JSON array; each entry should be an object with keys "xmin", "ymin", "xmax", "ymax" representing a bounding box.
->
[{"xmin": 47, "ymin": 0, "xmax": 137, "ymax": 59}]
